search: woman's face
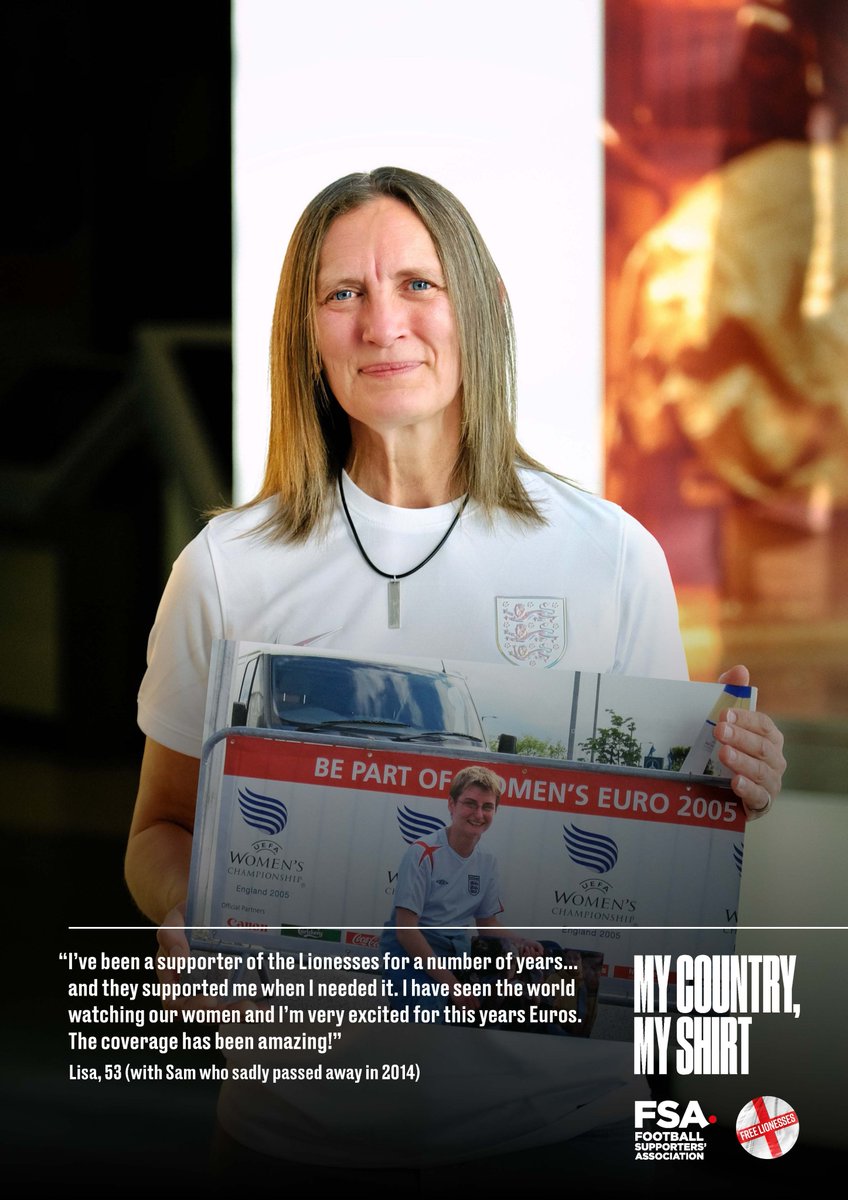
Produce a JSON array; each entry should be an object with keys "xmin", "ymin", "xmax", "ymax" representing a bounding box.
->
[
  {"xmin": 448, "ymin": 784, "xmax": 497, "ymax": 837},
  {"xmin": 314, "ymin": 196, "xmax": 462, "ymax": 441}
]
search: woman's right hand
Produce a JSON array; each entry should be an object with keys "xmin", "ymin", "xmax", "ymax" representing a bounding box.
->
[{"xmin": 156, "ymin": 901, "xmax": 191, "ymax": 1008}]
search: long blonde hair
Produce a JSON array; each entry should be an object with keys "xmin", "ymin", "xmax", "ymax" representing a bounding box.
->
[{"xmin": 250, "ymin": 166, "xmax": 550, "ymax": 540}]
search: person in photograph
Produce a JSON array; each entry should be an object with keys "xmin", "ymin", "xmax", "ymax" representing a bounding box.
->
[{"xmin": 380, "ymin": 764, "xmax": 543, "ymax": 1015}]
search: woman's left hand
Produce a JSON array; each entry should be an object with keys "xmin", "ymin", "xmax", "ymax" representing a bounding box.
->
[{"xmin": 714, "ymin": 665, "xmax": 786, "ymax": 821}]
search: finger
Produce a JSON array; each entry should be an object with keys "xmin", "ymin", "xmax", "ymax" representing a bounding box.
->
[
  {"xmin": 716, "ymin": 719, "xmax": 784, "ymax": 768},
  {"xmin": 729, "ymin": 771, "xmax": 773, "ymax": 821},
  {"xmin": 715, "ymin": 712, "xmax": 786, "ymax": 785},
  {"xmin": 715, "ymin": 731, "xmax": 780, "ymax": 816},
  {"xmin": 717, "ymin": 739, "xmax": 780, "ymax": 793},
  {"xmin": 717, "ymin": 706, "xmax": 784, "ymax": 751},
  {"xmin": 156, "ymin": 943, "xmax": 186, "ymax": 988},
  {"xmin": 714, "ymin": 731, "xmax": 784, "ymax": 820},
  {"xmin": 717, "ymin": 663, "xmax": 750, "ymax": 687},
  {"xmin": 156, "ymin": 904, "xmax": 190, "ymax": 992},
  {"xmin": 157, "ymin": 927, "xmax": 190, "ymax": 958}
]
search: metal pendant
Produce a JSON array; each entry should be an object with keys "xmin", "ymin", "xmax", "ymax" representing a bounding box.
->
[{"xmin": 388, "ymin": 578, "xmax": 401, "ymax": 629}]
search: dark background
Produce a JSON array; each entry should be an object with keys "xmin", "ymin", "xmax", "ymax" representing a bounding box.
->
[
  {"xmin": 2, "ymin": 3, "xmax": 231, "ymax": 1192},
  {"xmin": 1, "ymin": 3, "xmax": 841, "ymax": 1195},
  {"xmin": 1, "ymin": 0, "xmax": 232, "ymax": 756}
]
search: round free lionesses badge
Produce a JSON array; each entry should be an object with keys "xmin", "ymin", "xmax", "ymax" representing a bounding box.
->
[{"xmin": 736, "ymin": 1096, "xmax": 799, "ymax": 1159}]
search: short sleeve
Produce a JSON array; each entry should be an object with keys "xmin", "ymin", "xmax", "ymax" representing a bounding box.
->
[
  {"xmin": 392, "ymin": 841, "xmax": 433, "ymax": 917},
  {"xmin": 136, "ymin": 527, "xmax": 225, "ymax": 757},
  {"xmin": 613, "ymin": 514, "xmax": 689, "ymax": 681}
]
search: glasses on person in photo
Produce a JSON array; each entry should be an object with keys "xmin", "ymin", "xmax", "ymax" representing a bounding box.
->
[{"xmin": 457, "ymin": 798, "xmax": 496, "ymax": 814}]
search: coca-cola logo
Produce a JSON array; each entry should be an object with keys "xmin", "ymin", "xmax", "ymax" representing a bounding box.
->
[{"xmin": 345, "ymin": 931, "xmax": 379, "ymax": 948}]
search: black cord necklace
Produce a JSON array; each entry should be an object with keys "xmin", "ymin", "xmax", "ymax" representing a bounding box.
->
[{"xmin": 339, "ymin": 474, "xmax": 468, "ymax": 629}]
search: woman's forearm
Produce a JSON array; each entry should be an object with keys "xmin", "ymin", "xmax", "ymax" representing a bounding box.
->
[{"xmin": 125, "ymin": 820, "xmax": 193, "ymax": 925}]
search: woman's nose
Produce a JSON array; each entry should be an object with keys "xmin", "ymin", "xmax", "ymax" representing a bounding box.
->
[{"xmin": 362, "ymin": 292, "xmax": 406, "ymax": 346}]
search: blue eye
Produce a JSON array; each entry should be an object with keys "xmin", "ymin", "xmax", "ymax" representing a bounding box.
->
[
  {"xmin": 409, "ymin": 279, "xmax": 432, "ymax": 291},
  {"xmin": 332, "ymin": 288, "xmax": 355, "ymax": 302}
]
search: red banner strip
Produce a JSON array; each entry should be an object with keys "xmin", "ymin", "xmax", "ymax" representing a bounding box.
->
[{"xmin": 223, "ymin": 737, "xmax": 745, "ymax": 832}]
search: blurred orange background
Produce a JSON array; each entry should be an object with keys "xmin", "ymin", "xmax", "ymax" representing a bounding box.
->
[{"xmin": 604, "ymin": 0, "xmax": 848, "ymax": 717}]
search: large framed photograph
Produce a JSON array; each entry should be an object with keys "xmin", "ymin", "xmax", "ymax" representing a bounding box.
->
[{"xmin": 186, "ymin": 642, "xmax": 751, "ymax": 1016}]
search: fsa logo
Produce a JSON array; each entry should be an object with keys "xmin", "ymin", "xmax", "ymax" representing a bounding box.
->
[{"xmin": 635, "ymin": 1100, "xmax": 715, "ymax": 1129}]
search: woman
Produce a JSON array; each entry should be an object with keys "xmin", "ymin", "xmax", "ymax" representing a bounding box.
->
[
  {"xmin": 381, "ymin": 764, "xmax": 544, "ymax": 1015},
  {"xmin": 126, "ymin": 166, "xmax": 785, "ymax": 1179}
]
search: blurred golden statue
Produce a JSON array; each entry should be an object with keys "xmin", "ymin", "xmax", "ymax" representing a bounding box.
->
[
  {"xmin": 605, "ymin": 1, "xmax": 848, "ymax": 680},
  {"xmin": 611, "ymin": 119, "xmax": 848, "ymax": 530}
]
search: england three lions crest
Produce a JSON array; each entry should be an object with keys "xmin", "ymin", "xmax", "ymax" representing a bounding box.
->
[{"xmin": 496, "ymin": 597, "xmax": 566, "ymax": 667}]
